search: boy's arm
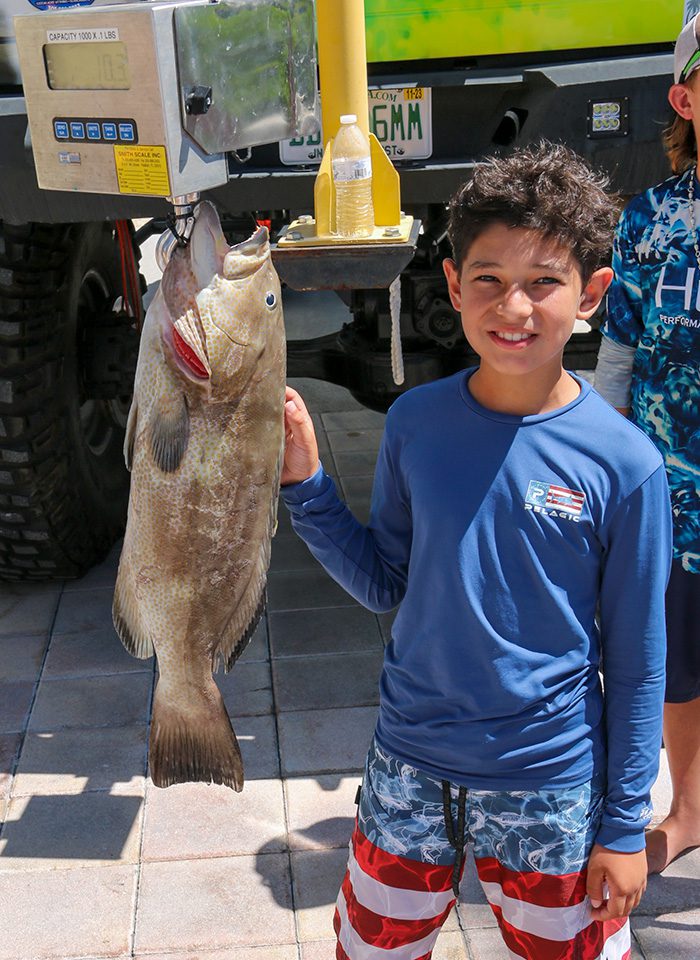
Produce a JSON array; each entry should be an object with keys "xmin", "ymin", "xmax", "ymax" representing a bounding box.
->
[
  {"xmin": 280, "ymin": 387, "xmax": 411, "ymax": 613},
  {"xmin": 597, "ymin": 464, "xmax": 671, "ymax": 850},
  {"xmin": 584, "ymin": 464, "xmax": 671, "ymax": 918},
  {"xmin": 585, "ymin": 464, "xmax": 672, "ymax": 916},
  {"xmin": 596, "ymin": 208, "xmax": 644, "ymax": 411}
]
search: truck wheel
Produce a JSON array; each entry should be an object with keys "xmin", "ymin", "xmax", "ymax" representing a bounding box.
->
[{"xmin": 0, "ymin": 221, "xmax": 141, "ymax": 580}]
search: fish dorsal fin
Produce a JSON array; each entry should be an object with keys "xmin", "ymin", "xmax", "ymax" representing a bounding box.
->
[
  {"xmin": 149, "ymin": 393, "xmax": 190, "ymax": 473},
  {"xmin": 124, "ymin": 400, "xmax": 139, "ymax": 471}
]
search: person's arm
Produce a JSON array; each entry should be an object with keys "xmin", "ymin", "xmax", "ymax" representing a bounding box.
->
[
  {"xmin": 596, "ymin": 207, "xmax": 645, "ymax": 412},
  {"xmin": 586, "ymin": 464, "xmax": 672, "ymax": 919},
  {"xmin": 280, "ymin": 386, "xmax": 411, "ymax": 613},
  {"xmin": 594, "ymin": 335, "xmax": 635, "ymax": 416}
]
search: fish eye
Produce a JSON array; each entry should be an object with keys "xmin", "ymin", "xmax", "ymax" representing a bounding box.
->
[{"xmin": 265, "ymin": 292, "xmax": 277, "ymax": 309}]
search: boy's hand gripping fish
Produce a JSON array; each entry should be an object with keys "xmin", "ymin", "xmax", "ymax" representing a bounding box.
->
[{"xmin": 112, "ymin": 202, "xmax": 285, "ymax": 791}]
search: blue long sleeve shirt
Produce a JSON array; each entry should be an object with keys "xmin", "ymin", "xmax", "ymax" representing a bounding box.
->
[{"xmin": 281, "ymin": 371, "xmax": 672, "ymax": 852}]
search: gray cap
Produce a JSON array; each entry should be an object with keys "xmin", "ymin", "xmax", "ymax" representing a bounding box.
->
[{"xmin": 675, "ymin": 14, "xmax": 700, "ymax": 84}]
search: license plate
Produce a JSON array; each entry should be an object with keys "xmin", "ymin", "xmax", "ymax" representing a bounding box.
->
[{"xmin": 279, "ymin": 87, "xmax": 432, "ymax": 165}]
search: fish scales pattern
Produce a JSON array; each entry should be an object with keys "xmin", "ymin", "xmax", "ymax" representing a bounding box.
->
[{"xmin": 113, "ymin": 202, "xmax": 285, "ymax": 790}]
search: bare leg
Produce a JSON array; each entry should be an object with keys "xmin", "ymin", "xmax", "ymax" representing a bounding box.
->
[{"xmin": 646, "ymin": 697, "xmax": 700, "ymax": 874}]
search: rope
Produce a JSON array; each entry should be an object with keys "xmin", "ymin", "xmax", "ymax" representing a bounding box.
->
[
  {"xmin": 389, "ymin": 274, "xmax": 404, "ymax": 386},
  {"xmin": 116, "ymin": 220, "xmax": 143, "ymax": 331}
]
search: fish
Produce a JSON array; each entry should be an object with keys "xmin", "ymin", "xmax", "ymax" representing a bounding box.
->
[{"xmin": 112, "ymin": 201, "xmax": 286, "ymax": 791}]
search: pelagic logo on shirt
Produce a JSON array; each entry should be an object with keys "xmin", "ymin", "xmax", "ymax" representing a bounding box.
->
[{"xmin": 524, "ymin": 480, "xmax": 586, "ymax": 523}]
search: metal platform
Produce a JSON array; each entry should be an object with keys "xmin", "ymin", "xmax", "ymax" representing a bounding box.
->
[{"xmin": 272, "ymin": 218, "xmax": 421, "ymax": 291}]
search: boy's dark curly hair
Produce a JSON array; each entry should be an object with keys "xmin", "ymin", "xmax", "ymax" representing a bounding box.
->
[{"xmin": 447, "ymin": 141, "xmax": 619, "ymax": 281}]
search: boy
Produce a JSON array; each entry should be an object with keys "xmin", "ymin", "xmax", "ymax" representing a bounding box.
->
[
  {"xmin": 281, "ymin": 142, "xmax": 671, "ymax": 960},
  {"xmin": 595, "ymin": 13, "xmax": 700, "ymax": 875}
]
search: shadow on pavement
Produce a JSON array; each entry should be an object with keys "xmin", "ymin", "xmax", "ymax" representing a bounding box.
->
[
  {"xmin": 256, "ymin": 816, "xmax": 354, "ymax": 910},
  {"xmin": 1, "ymin": 792, "xmax": 142, "ymax": 861}
]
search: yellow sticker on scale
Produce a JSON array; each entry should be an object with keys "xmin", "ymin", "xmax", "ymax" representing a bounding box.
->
[{"xmin": 114, "ymin": 145, "xmax": 170, "ymax": 196}]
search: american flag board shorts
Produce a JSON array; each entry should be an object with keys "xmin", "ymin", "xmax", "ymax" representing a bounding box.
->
[{"xmin": 334, "ymin": 739, "xmax": 631, "ymax": 960}]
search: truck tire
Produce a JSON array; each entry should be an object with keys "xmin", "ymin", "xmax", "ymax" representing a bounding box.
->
[{"xmin": 0, "ymin": 221, "xmax": 140, "ymax": 580}]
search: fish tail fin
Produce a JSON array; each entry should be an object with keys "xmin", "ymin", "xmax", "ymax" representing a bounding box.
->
[{"xmin": 149, "ymin": 678, "xmax": 244, "ymax": 791}]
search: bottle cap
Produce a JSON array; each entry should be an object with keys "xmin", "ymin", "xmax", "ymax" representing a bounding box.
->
[{"xmin": 340, "ymin": 114, "xmax": 357, "ymax": 124}]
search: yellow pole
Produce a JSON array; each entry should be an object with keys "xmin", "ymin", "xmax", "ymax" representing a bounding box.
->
[{"xmin": 316, "ymin": 0, "xmax": 370, "ymax": 144}]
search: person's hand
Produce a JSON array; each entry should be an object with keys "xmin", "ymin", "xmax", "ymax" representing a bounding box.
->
[
  {"xmin": 586, "ymin": 844, "xmax": 647, "ymax": 921},
  {"xmin": 281, "ymin": 385, "xmax": 320, "ymax": 486}
]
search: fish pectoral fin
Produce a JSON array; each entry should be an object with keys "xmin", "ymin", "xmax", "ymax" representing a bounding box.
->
[
  {"xmin": 124, "ymin": 400, "xmax": 139, "ymax": 471},
  {"xmin": 149, "ymin": 392, "xmax": 190, "ymax": 473}
]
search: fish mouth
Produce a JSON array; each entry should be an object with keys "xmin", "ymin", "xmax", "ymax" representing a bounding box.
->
[
  {"xmin": 232, "ymin": 224, "xmax": 269, "ymax": 254},
  {"xmin": 223, "ymin": 225, "xmax": 270, "ymax": 279},
  {"xmin": 172, "ymin": 311, "xmax": 211, "ymax": 380}
]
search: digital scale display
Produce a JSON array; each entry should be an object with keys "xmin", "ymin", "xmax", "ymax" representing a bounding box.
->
[
  {"xmin": 43, "ymin": 41, "xmax": 131, "ymax": 90},
  {"xmin": 15, "ymin": 0, "xmax": 316, "ymax": 198}
]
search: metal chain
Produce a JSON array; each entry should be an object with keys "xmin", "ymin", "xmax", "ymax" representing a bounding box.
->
[{"xmin": 687, "ymin": 167, "xmax": 700, "ymax": 271}]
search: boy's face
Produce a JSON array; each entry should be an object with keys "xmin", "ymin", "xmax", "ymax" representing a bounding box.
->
[{"xmin": 443, "ymin": 224, "xmax": 612, "ymax": 383}]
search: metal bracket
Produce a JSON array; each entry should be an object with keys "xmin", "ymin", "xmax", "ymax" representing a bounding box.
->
[{"xmin": 155, "ymin": 192, "xmax": 201, "ymax": 270}]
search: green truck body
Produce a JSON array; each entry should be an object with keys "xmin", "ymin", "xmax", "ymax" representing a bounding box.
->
[{"xmin": 364, "ymin": 0, "xmax": 681, "ymax": 62}]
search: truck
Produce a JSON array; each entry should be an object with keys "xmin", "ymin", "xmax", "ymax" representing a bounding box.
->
[{"xmin": 0, "ymin": 0, "xmax": 685, "ymax": 580}]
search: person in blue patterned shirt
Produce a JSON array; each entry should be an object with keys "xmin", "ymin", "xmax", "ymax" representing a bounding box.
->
[{"xmin": 595, "ymin": 14, "xmax": 700, "ymax": 874}]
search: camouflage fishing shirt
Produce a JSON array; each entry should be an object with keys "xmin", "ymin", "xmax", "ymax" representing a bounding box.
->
[{"xmin": 603, "ymin": 167, "xmax": 700, "ymax": 573}]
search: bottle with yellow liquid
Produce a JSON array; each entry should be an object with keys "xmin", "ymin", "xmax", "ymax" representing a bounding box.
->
[{"xmin": 332, "ymin": 114, "xmax": 375, "ymax": 238}]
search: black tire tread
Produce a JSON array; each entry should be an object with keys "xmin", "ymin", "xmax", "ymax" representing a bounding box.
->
[{"xmin": 0, "ymin": 221, "xmax": 136, "ymax": 580}]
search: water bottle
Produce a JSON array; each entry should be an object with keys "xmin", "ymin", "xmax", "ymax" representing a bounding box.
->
[{"xmin": 332, "ymin": 114, "xmax": 375, "ymax": 238}]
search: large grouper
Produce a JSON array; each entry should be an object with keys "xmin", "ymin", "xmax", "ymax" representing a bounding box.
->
[{"xmin": 113, "ymin": 201, "xmax": 285, "ymax": 790}]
